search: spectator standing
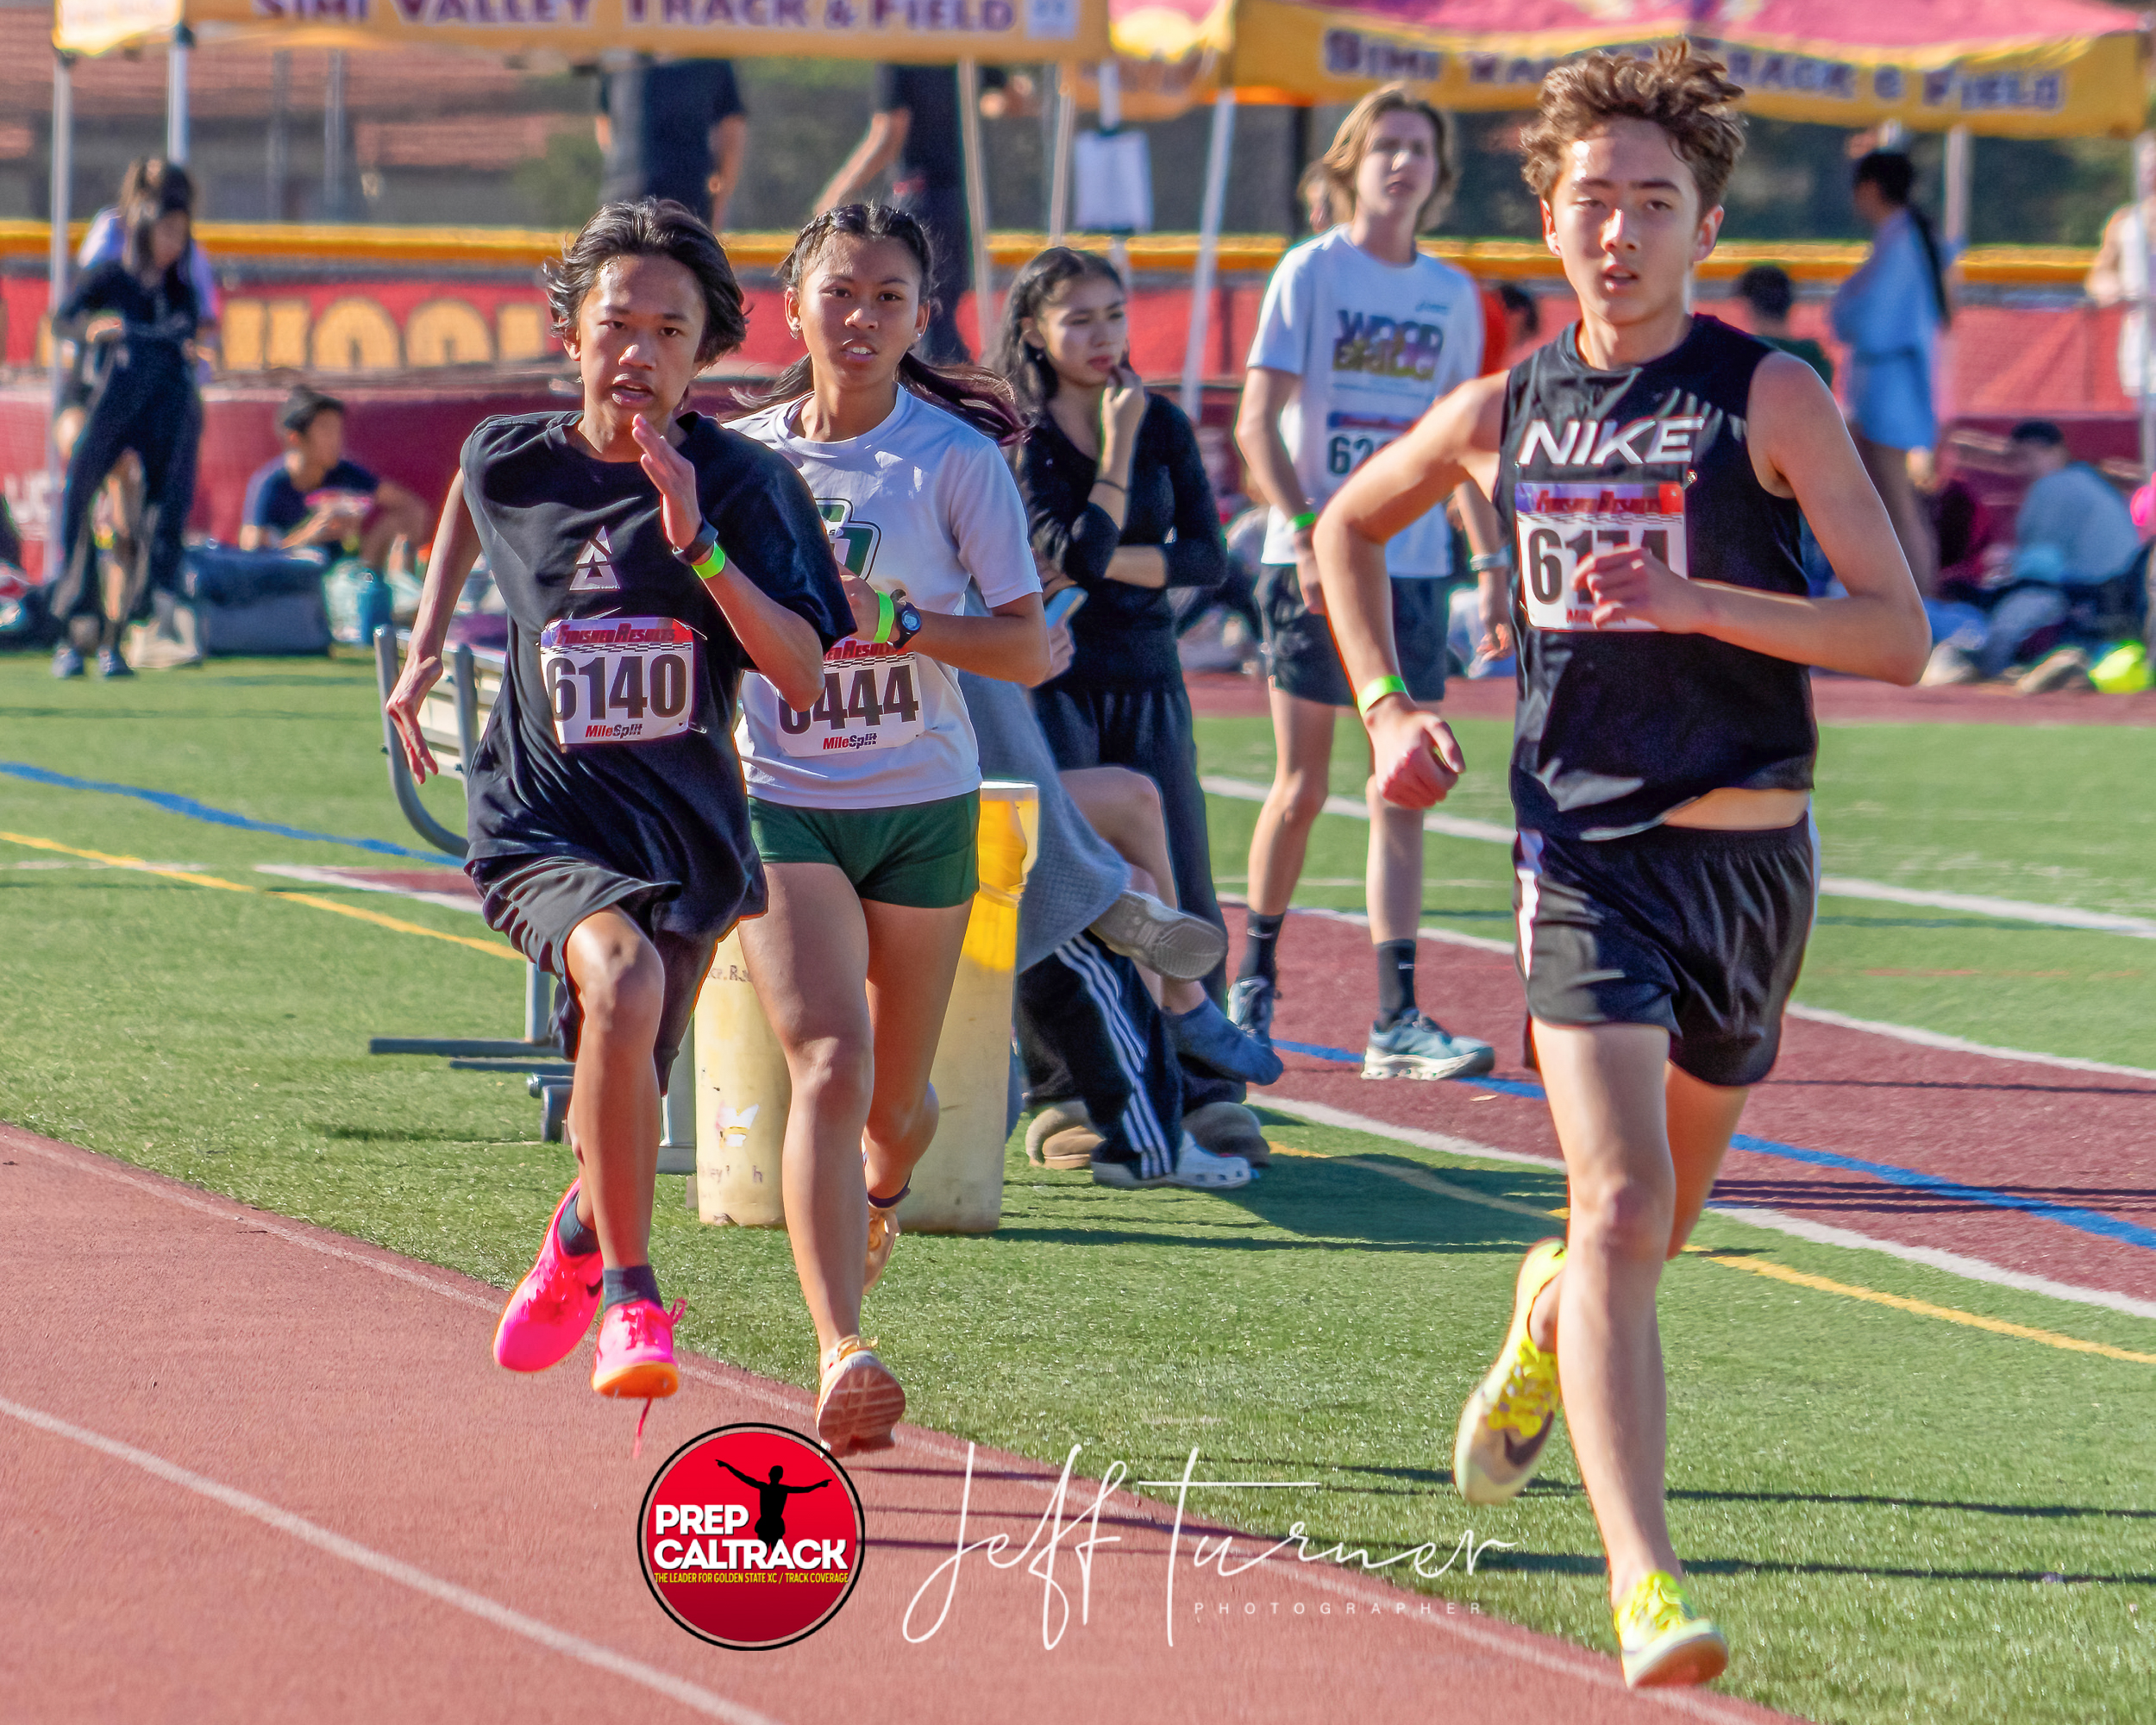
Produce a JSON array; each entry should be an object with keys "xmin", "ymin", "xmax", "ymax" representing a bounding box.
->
[
  {"xmin": 597, "ymin": 58, "xmax": 748, "ymax": 231},
  {"xmin": 2084, "ymin": 135, "xmax": 2156, "ymax": 411},
  {"xmin": 816, "ymin": 66, "xmax": 1021, "ymax": 362},
  {"xmin": 1228, "ymin": 85, "xmax": 1498, "ymax": 1084},
  {"xmin": 241, "ymin": 384, "xmax": 430, "ymax": 581},
  {"xmin": 78, "ymin": 160, "xmax": 220, "ymax": 369},
  {"xmin": 992, "ymin": 246, "xmax": 1277, "ymax": 1088},
  {"xmin": 1832, "ymin": 150, "xmax": 1952, "ymax": 593},
  {"xmin": 1735, "ymin": 264, "xmax": 1832, "ymax": 383}
]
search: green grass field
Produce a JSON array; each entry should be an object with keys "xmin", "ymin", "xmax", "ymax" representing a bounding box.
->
[{"xmin": 3, "ymin": 652, "xmax": 2153, "ymax": 1723}]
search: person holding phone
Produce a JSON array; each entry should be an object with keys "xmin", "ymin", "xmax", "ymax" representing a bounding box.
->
[{"xmin": 990, "ymin": 246, "xmax": 1278, "ymax": 1090}]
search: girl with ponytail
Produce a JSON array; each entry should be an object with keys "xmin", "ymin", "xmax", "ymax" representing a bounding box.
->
[
  {"xmin": 1834, "ymin": 150, "xmax": 1954, "ymax": 592},
  {"xmin": 731, "ymin": 202, "xmax": 1047, "ymax": 1457}
]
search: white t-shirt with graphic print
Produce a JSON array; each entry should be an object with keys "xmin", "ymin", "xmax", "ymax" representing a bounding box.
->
[
  {"xmin": 1247, "ymin": 227, "xmax": 1484, "ymax": 577},
  {"xmin": 732, "ymin": 386, "xmax": 1039, "ymax": 810}
]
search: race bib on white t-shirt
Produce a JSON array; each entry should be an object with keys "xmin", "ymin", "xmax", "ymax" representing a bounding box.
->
[
  {"xmin": 1514, "ymin": 481, "xmax": 1689, "ymax": 632},
  {"xmin": 538, "ymin": 615, "xmax": 699, "ymax": 747},
  {"xmin": 766, "ymin": 641, "xmax": 925, "ymax": 758}
]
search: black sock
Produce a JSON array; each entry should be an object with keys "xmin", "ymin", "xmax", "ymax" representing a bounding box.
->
[
  {"xmin": 601, "ymin": 1264, "xmax": 662, "ymax": 1312},
  {"xmin": 1239, "ymin": 912, "xmax": 1286, "ymax": 984},
  {"xmin": 556, "ymin": 1195, "xmax": 599, "ymax": 1259},
  {"xmin": 1374, "ymin": 939, "xmax": 1417, "ymax": 1027}
]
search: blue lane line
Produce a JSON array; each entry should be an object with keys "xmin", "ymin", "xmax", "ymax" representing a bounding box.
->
[
  {"xmin": 0, "ymin": 760, "xmax": 446, "ymax": 862},
  {"xmin": 1271, "ymin": 1038, "xmax": 2156, "ymax": 1255}
]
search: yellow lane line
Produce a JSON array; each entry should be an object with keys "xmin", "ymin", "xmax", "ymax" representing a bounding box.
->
[
  {"xmin": 0, "ymin": 831, "xmax": 519, "ymax": 965},
  {"xmin": 1266, "ymin": 1140, "xmax": 2155, "ymax": 1365},
  {"xmin": 1692, "ymin": 1253, "xmax": 2156, "ymax": 1366}
]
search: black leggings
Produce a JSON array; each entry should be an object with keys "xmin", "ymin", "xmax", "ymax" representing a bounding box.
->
[
  {"xmin": 1032, "ymin": 678, "xmax": 1225, "ymax": 998},
  {"xmin": 51, "ymin": 354, "xmax": 200, "ymax": 626}
]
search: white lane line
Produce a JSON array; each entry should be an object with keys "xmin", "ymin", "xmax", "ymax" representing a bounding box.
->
[
  {"xmin": 1259, "ymin": 1098, "xmax": 2156, "ymax": 1327},
  {"xmin": 1202, "ymin": 773, "xmax": 2156, "ymax": 938},
  {"xmin": 255, "ymin": 862, "xmax": 484, "ymax": 916},
  {"xmin": 1780, "ymin": 1003, "xmax": 2156, "ymax": 1083},
  {"xmin": 0, "ymin": 1394, "xmax": 782, "ymax": 1725}
]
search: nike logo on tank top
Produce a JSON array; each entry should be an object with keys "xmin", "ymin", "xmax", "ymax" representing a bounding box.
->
[{"xmin": 1497, "ymin": 317, "xmax": 1816, "ymax": 840}]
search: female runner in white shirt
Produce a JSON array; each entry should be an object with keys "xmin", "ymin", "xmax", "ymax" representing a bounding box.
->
[{"xmin": 733, "ymin": 203, "xmax": 1047, "ymax": 1456}]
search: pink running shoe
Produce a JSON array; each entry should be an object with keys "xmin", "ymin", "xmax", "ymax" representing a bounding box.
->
[
  {"xmin": 592, "ymin": 1297, "xmax": 684, "ymax": 1402},
  {"xmin": 492, "ymin": 1182, "xmax": 602, "ymax": 1373}
]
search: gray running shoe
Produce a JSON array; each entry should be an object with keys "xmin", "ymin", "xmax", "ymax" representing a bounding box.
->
[
  {"xmin": 1225, "ymin": 975, "xmax": 1278, "ymax": 1049},
  {"xmin": 1170, "ymin": 998, "xmax": 1284, "ymax": 1086},
  {"xmin": 1089, "ymin": 889, "xmax": 1228, "ymax": 981},
  {"xmin": 1363, "ymin": 1010, "xmax": 1497, "ymax": 1081},
  {"xmin": 52, "ymin": 644, "xmax": 85, "ymax": 680}
]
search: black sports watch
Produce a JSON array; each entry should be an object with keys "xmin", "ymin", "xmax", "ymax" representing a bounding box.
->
[
  {"xmin": 887, "ymin": 593, "xmax": 924, "ymax": 653},
  {"xmin": 670, "ymin": 519, "xmax": 722, "ymax": 573}
]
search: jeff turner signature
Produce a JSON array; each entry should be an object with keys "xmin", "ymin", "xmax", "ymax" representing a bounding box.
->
[{"xmin": 903, "ymin": 1444, "xmax": 1514, "ymax": 1650}]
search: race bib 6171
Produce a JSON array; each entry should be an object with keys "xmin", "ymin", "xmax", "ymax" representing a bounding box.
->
[
  {"xmin": 1514, "ymin": 480, "xmax": 1689, "ymax": 633},
  {"xmin": 539, "ymin": 615, "xmax": 699, "ymax": 747}
]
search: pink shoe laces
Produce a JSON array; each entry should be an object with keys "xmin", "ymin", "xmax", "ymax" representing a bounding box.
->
[{"xmin": 627, "ymin": 1300, "xmax": 686, "ymax": 1460}]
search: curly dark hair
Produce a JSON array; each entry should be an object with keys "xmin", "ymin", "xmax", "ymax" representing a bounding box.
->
[
  {"xmin": 755, "ymin": 203, "xmax": 1023, "ymax": 446},
  {"xmin": 1520, "ymin": 43, "xmax": 1747, "ymax": 213},
  {"xmin": 542, "ymin": 198, "xmax": 748, "ymax": 364}
]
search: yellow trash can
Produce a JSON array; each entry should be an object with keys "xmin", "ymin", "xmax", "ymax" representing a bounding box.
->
[{"xmin": 694, "ymin": 780, "xmax": 1038, "ymax": 1234}]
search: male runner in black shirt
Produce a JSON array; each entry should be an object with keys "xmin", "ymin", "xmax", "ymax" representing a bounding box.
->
[
  {"xmin": 1313, "ymin": 46, "xmax": 1927, "ymax": 1688},
  {"xmin": 385, "ymin": 199, "xmax": 854, "ymax": 1432}
]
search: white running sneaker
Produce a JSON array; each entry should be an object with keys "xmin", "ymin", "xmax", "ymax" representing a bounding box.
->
[
  {"xmin": 1089, "ymin": 890, "xmax": 1229, "ymax": 982},
  {"xmin": 1092, "ymin": 1133, "xmax": 1252, "ymax": 1190}
]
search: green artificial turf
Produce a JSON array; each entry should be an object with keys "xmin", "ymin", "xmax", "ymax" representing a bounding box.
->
[{"xmin": 3, "ymin": 651, "xmax": 2155, "ymax": 1722}]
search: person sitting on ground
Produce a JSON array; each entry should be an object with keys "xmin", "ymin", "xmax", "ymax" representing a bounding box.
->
[
  {"xmin": 241, "ymin": 385, "xmax": 431, "ymax": 581},
  {"xmin": 1923, "ymin": 421, "xmax": 2144, "ymax": 687}
]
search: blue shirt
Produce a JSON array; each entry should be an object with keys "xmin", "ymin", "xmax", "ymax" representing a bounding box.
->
[
  {"xmin": 2015, "ymin": 463, "xmax": 2143, "ymax": 587},
  {"xmin": 1831, "ymin": 210, "xmax": 1950, "ymax": 451},
  {"xmin": 243, "ymin": 457, "xmax": 379, "ymax": 536}
]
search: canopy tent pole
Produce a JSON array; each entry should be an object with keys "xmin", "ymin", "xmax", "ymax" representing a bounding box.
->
[
  {"xmin": 324, "ymin": 49, "xmax": 348, "ymax": 220},
  {"xmin": 1099, "ymin": 60, "xmax": 1127, "ymax": 279},
  {"xmin": 166, "ymin": 26, "xmax": 192, "ymax": 164},
  {"xmin": 1939, "ymin": 122, "xmax": 1971, "ymax": 428},
  {"xmin": 2139, "ymin": 132, "xmax": 2156, "ymax": 478},
  {"xmin": 45, "ymin": 49, "xmax": 72, "ymax": 565},
  {"xmin": 1180, "ymin": 89, "xmax": 1236, "ymax": 420},
  {"xmin": 1047, "ymin": 62, "xmax": 1078, "ymax": 244},
  {"xmin": 957, "ymin": 59, "xmax": 997, "ymax": 351},
  {"xmin": 268, "ymin": 51, "xmax": 291, "ymax": 220}
]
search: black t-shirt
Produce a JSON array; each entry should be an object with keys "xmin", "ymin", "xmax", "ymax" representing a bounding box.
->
[
  {"xmin": 873, "ymin": 63, "xmax": 1004, "ymax": 190},
  {"xmin": 599, "ymin": 59, "xmax": 746, "ymax": 212},
  {"xmin": 60, "ymin": 259, "xmax": 198, "ymax": 390},
  {"xmin": 460, "ymin": 411, "xmax": 853, "ymax": 939},
  {"xmin": 1018, "ymin": 393, "xmax": 1226, "ymax": 688},
  {"xmin": 1497, "ymin": 316, "xmax": 1815, "ymax": 838}
]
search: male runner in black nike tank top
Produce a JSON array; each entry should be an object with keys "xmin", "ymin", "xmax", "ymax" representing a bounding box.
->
[{"xmin": 1310, "ymin": 46, "xmax": 1927, "ymax": 1689}]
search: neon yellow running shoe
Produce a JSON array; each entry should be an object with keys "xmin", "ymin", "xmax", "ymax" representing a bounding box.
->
[
  {"xmin": 1615, "ymin": 1571, "xmax": 1728, "ymax": 1688},
  {"xmin": 1452, "ymin": 1237, "xmax": 1566, "ymax": 1503}
]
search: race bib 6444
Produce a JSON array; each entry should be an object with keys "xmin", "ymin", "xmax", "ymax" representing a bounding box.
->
[
  {"xmin": 1514, "ymin": 480, "xmax": 1689, "ymax": 632},
  {"xmin": 539, "ymin": 616, "xmax": 699, "ymax": 747}
]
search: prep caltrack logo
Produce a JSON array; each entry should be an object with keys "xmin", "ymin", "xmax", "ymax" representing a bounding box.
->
[{"xmin": 639, "ymin": 1424, "xmax": 866, "ymax": 1650}]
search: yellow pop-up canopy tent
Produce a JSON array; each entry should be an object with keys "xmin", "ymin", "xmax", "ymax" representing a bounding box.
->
[{"xmin": 1107, "ymin": 0, "xmax": 2153, "ymax": 407}]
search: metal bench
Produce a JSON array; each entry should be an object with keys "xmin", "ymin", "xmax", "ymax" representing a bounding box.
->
[{"xmin": 370, "ymin": 624, "xmax": 697, "ymax": 1170}]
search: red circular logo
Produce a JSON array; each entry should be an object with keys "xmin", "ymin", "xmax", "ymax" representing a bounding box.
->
[{"xmin": 637, "ymin": 1424, "xmax": 866, "ymax": 1650}]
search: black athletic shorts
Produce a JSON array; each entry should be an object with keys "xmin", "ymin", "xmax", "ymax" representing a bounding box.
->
[
  {"xmin": 1514, "ymin": 816, "xmax": 1816, "ymax": 1089},
  {"xmin": 468, "ymin": 852, "xmax": 720, "ymax": 1089},
  {"xmin": 1258, "ymin": 565, "xmax": 1450, "ymax": 707}
]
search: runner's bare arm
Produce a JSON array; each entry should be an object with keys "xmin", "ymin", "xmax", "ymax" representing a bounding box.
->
[
  {"xmin": 383, "ymin": 474, "xmax": 482, "ymax": 783},
  {"xmin": 1235, "ymin": 367, "xmax": 1324, "ymax": 613},
  {"xmin": 906, "ymin": 593, "xmax": 1050, "ymax": 684},
  {"xmin": 1314, "ymin": 374, "xmax": 1507, "ymax": 809},
  {"xmin": 1576, "ymin": 354, "xmax": 1929, "ymax": 684},
  {"xmin": 631, "ymin": 413, "xmax": 828, "ymax": 711}
]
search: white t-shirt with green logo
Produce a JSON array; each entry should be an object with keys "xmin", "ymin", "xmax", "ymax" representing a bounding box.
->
[
  {"xmin": 731, "ymin": 388, "xmax": 1039, "ymax": 809},
  {"xmin": 1248, "ymin": 228, "xmax": 1483, "ymax": 578}
]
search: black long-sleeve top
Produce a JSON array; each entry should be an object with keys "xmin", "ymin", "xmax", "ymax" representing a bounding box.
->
[
  {"xmin": 1017, "ymin": 392, "xmax": 1227, "ymax": 689},
  {"xmin": 59, "ymin": 260, "xmax": 198, "ymax": 393}
]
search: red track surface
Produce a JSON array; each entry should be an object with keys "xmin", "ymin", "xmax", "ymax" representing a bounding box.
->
[
  {"xmin": 2, "ymin": 1125, "xmax": 1791, "ymax": 1725},
  {"xmin": 1238, "ymin": 906, "xmax": 2156, "ymax": 1306}
]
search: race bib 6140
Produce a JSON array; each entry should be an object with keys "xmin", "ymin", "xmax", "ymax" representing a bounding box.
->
[
  {"xmin": 1514, "ymin": 480, "xmax": 1689, "ymax": 632},
  {"xmin": 539, "ymin": 615, "xmax": 699, "ymax": 747}
]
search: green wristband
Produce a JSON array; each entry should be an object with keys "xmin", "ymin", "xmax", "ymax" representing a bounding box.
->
[
  {"xmin": 1356, "ymin": 674, "xmax": 1408, "ymax": 718},
  {"xmin": 871, "ymin": 589, "xmax": 895, "ymax": 644},
  {"xmin": 686, "ymin": 539, "xmax": 725, "ymax": 579},
  {"xmin": 1291, "ymin": 510, "xmax": 1319, "ymax": 532}
]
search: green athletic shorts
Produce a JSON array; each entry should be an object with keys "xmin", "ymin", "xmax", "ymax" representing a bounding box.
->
[{"xmin": 747, "ymin": 792, "xmax": 980, "ymax": 909}]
